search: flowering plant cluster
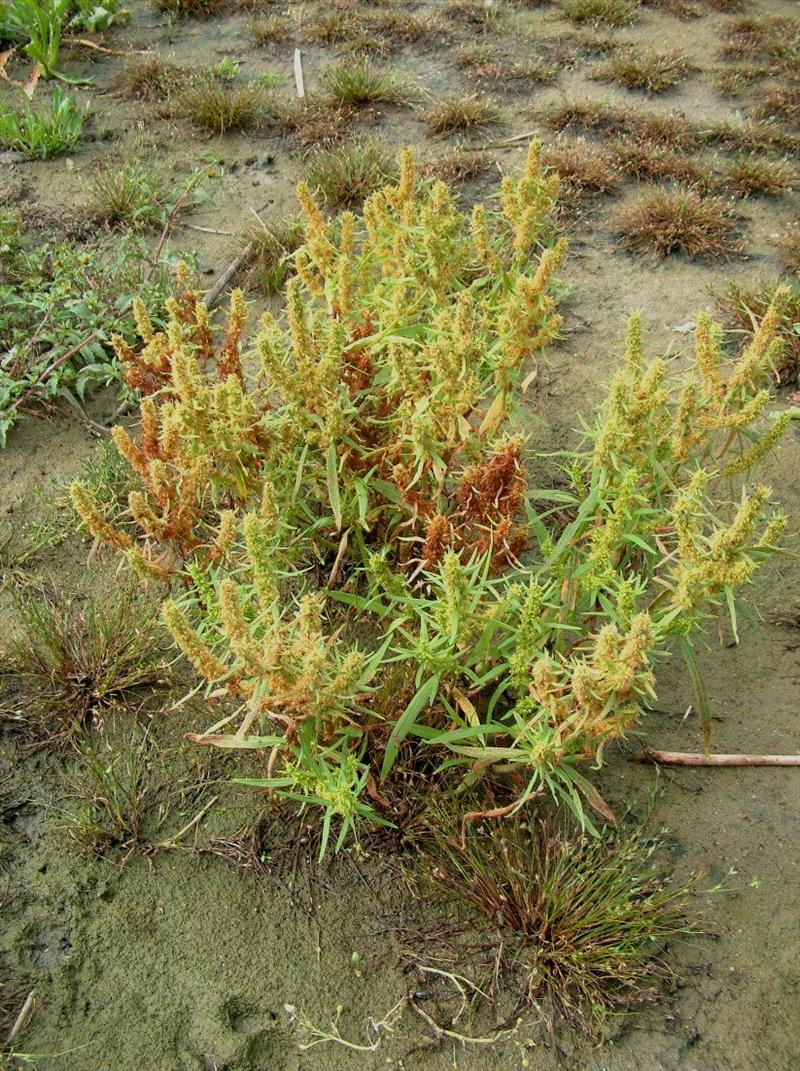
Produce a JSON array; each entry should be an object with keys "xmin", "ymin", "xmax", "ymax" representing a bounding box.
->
[{"xmin": 72, "ymin": 146, "xmax": 789, "ymax": 852}]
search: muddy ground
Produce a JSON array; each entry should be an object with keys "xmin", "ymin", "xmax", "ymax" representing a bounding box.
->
[{"xmin": 1, "ymin": 0, "xmax": 799, "ymax": 1068}]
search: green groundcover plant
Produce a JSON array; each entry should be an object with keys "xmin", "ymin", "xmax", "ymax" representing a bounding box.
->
[
  {"xmin": 72, "ymin": 146, "xmax": 793, "ymax": 855},
  {"xmin": 0, "ymin": 220, "xmax": 172, "ymax": 444}
]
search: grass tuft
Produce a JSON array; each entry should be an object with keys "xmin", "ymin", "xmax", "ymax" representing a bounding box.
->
[
  {"xmin": 242, "ymin": 215, "xmax": 303, "ymax": 294},
  {"xmin": 719, "ymin": 15, "xmax": 800, "ymax": 71},
  {"xmin": 443, "ymin": 0, "xmax": 503, "ymax": 27},
  {"xmin": 0, "ymin": 588, "xmax": 169, "ymax": 749},
  {"xmin": 179, "ymin": 72, "xmax": 272, "ymax": 133},
  {"xmin": 721, "ymin": 156, "xmax": 796, "ymax": 197},
  {"xmin": 248, "ymin": 13, "xmax": 290, "ymax": 45},
  {"xmin": 113, "ymin": 55, "xmax": 190, "ymax": 103},
  {"xmin": 616, "ymin": 186, "xmax": 741, "ymax": 258},
  {"xmin": 421, "ymin": 148, "xmax": 491, "ymax": 183},
  {"xmin": 561, "ymin": 0, "xmax": 640, "ymax": 26},
  {"xmin": 65, "ymin": 735, "xmax": 154, "ymax": 855},
  {"xmin": 546, "ymin": 100, "xmax": 697, "ymax": 149},
  {"xmin": 710, "ymin": 63, "xmax": 766, "ymax": 97},
  {"xmin": 610, "ymin": 138, "xmax": 709, "ymax": 187},
  {"xmin": 276, "ymin": 94, "xmax": 355, "ymax": 147},
  {"xmin": 777, "ymin": 223, "xmax": 800, "ymax": 274},
  {"xmin": 322, "ymin": 57, "xmax": 411, "ymax": 108},
  {"xmin": 543, "ymin": 137, "xmax": 621, "ymax": 200},
  {"xmin": 750, "ymin": 83, "xmax": 800, "ymax": 130},
  {"xmin": 415, "ymin": 815, "xmax": 693, "ymax": 1032},
  {"xmin": 87, "ymin": 159, "xmax": 167, "ymax": 229},
  {"xmin": 590, "ymin": 47, "xmax": 695, "ymax": 94},
  {"xmin": 423, "ymin": 93, "xmax": 501, "ymax": 135},
  {"xmin": 305, "ymin": 138, "xmax": 397, "ymax": 208},
  {"xmin": 155, "ymin": 0, "xmax": 221, "ymax": 16}
]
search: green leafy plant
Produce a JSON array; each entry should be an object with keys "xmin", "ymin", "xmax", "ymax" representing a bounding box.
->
[
  {"xmin": 69, "ymin": 0, "xmax": 129, "ymax": 31},
  {"xmin": 0, "ymin": 229, "xmax": 172, "ymax": 444},
  {"xmin": 71, "ymin": 146, "xmax": 791, "ymax": 854},
  {"xmin": 0, "ymin": 86, "xmax": 87, "ymax": 158},
  {"xmin": 0, "ymin": 0, "xmax": 70, "ymax": 80}
]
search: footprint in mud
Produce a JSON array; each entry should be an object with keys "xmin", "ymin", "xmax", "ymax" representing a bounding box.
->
[{"xmin": 177, "ymin": 997, "xmax": 292, "ymax": 1071}]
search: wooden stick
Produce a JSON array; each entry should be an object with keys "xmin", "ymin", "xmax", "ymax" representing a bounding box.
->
[
  {"xmin": 203, "ymin": 243, "xmax": 254, "ymax": 310},
  {"xmin": 293, "ymin": 48, "xmax": 305, "ymax": 99},
  {"xmin": 630, "ymin": 750, "xmax": 800, "ymax": 767},
  {"xmin": 7, "ymin": 989, "xmax": 36, "ymax": 1046}
]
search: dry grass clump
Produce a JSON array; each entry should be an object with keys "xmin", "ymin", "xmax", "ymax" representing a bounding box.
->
[
  {"xmin": 423, "ymin": 93, "xmax": 501, "ymax": 135},
  {"xmin": 610, "ymin": 138, "xmax": 709, "ymax": 186},
  {"xmin": 705, "ymin": 0, "xmax": 747, "ymax": 10},
  {"xmin": 719, "ymin": 16, "xmax": 800, "ymax": 70},
  {"xmin": 248, "ymin": 13, "xmax": 291, "ymax": 45},
  {"xmin": 305, "ymin": 5, "xmax": 441, "ymax": 54},
  {"xmin": 305, "ymin": 138, "xmax": 397, "ymax": 208},
  {"xmin": 710, "ymin": 63, "xmax": 766, "ymax": 97},
  {"xmin": 275, "ymin": 94, "xmax": 355, "ymax": 148},
  {"xmin": 777, "ymin": 224, "xmax": 800, "ymax": 274},
  {"xmin": 154, "ymin": 0, "xmax": 221, "ymax": 16},
  {"xmin": 714, "ymin": 279, "xmax": 800, "ymax": 386},
  {"xmin": 590, "ymin": 47, "xmax": 695, "ymax": 94},
  {"xmin": 443, "ymin": 0, "xmax": 503, "ymax": 28},
  {"xmin": 704, "ymin": 118, "xmax": 799, "ymax": 154},
  {"xmin": 322, "ymin": 57, "xmax": 411, "ymax": 108},
  {"xmin": 548, "ymin": 29, "xmax": 619, "ymax": 64},
  {"xmin": 546, "ymin": 100, "xmax": 698, "ymax": 150},
  {"xmin": 721, "ymin": 156, "xmax": 796, "ymax": 198},
  {"xmin": 113, "ymin": 55, "xmax": 190, "ymax": 103},
  {"xmin": 543, "ymin": 137, "xmax": 621, "ymax": 200},
  {"xmin": 421, "ymin": 148, "xmax": 490, "ymax": 183},
  {"xmin": 0, "ymin": 588, "xmax": 168, "ymax": 749},
  {"xmin": 179, "ymin": 72, "xmax": 272, "ymax": 134},
  {"xmin": 642, "ymin": 0, "xmax": 701, "ymax": 18},
  {"xmin": 616, "ymin": 186, "xmax": 741, "ymax": 258},
  {"xmin": 456, "ymin": 47, "xmax": 558, "ymax": 87},
  {"xmin": 750, "ymin": 83, "xmax": 800, "ymax": 130},
  {"xmin": 561, "ymin": 0, "xmax": 640, "ymax": 26},
  {"xmin": 367, "ymin": 8, "xmax": 442, "ymax": 45}
]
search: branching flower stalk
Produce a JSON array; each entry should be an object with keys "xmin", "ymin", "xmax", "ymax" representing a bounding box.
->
[{"xmin": 71, "ymin": 147, "xmax": 792, "ymax": 850}]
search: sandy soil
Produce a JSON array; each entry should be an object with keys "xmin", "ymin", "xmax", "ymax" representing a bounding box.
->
[{"xmin": 1, "ymin": 0, "xmax": 798, "ymax": 1068}]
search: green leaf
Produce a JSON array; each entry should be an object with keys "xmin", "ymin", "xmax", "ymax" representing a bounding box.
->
[
  {"xmin": 326, "ymin": 440, "xmax": 342, "ymax": 531},
  {"xmin": 679, "ymin": 636, "xmax": 712, "ymax": 754},
  {"xmin": 381, "ymin": 674, "xmax": 439, "ymax": 779}
]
